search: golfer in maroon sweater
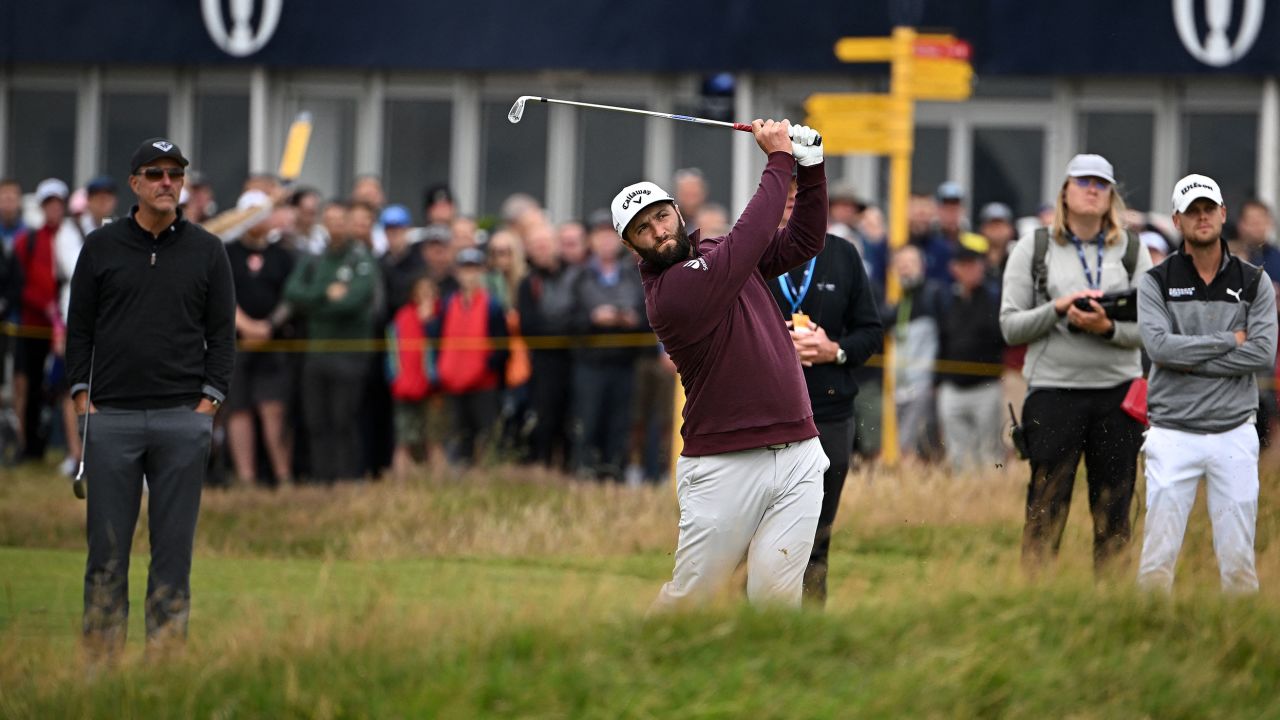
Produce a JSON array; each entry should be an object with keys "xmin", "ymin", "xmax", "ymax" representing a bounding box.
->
[{"xmin": 611, "ymin": 119, "xmax": 828, "ymax": 608}]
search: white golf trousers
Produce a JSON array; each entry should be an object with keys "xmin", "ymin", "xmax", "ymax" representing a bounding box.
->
[
  {"xmin": 651, "ymin": 437, "xmax": 827, "ymax": 612},
  {"xmin": 1137, "ymin": 422, "xmax": 1260, "ymax": 594}
]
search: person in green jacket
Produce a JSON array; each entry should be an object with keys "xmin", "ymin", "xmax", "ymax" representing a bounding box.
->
[{"xmin": 284, "ymin": 202, "xmax": 382, "ymax": 482}]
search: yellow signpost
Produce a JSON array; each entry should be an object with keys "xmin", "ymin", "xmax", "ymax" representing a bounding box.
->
[{"xmin": 805, "ymin": 27, "xmax": 974, "ymax": 465}]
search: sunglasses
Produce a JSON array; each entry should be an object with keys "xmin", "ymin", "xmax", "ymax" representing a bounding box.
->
[
  {"xmin": 1072, "ymin": 176, "xmax": 1111, "ymax": 191},
  {"xmin": 136, "ymin": 167, "xmax": 186, "ymax": 181}
]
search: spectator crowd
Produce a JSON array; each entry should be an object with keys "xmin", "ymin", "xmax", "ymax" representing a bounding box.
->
[{"xmin": 2, "ymin": 158, "xmax": 1280, "ymax": 488}]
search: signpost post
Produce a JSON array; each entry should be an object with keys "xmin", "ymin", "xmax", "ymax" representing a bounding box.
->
[{"xmin": 806, "ymin": 28, "xmax": 973, "ymax": 465}]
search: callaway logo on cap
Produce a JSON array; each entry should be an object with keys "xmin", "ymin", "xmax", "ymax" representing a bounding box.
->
[
  {"xmin": 611, "ymin": 181, "xmax": 674, "ymax": 238},
  {"xmin": 153, "ymin": 141, "xmax": 174, "ymax": 152},
  {"xmin": 1172, "ymin": 173, "xmax": 1224, "ymax": 213}
]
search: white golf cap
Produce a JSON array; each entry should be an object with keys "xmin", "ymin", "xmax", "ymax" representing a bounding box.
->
[
  {"xmin": 236, "ymin": 189, "xmax": 272, "ymax": 212},
  {"xmin": 1065, "ymin": 154, "xmax": 1115, "ymax": 185},
  {"xmin": 611, "ymin": 181, "xmax": 675, "ymax": 238},
  {"xmin": 1172, "ymin": 173, "xmax": 1224, "ymax": 213},
  {"xmin": 35, "ymin": 178, "xmax": 69, "ymax": 205}
]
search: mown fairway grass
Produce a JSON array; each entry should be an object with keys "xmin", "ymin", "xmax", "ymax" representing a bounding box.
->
[{"xmin": 2, "ymin": 461, "xmax": 1279, "ymax": 718}]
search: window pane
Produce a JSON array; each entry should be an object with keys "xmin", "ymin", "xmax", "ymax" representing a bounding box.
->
[
  {"xmin": 1183, "ymin": 112, "xmax": 1257, "ymax": 214},
  {"xmin": 289, "ymin": 96, "xmax": 356, "ymax": 201},
  {"xmin": 674, "ymin": 100, "xmax": 732, "ymax": 208},
  {"xmin": 1080, "ymin": 112, "xmax": 1154, "ymax": 212},
  {"xmin": 102, "ymin": 92, "xmax": 169, "ymax": 204},
  {"xmin": 972, "ymin": 127, "xmax": 1043, "ymax": 221},
  {"xmin": 384, "ymin": 99, "xmax": 451, "ymax": 223},
  {"xmin": 7, "ymin": 90, "xmax": 76, "ymax": 191},
  {"xmin": 193, "ymin": 93, "xmax": 249, "ymax": 216},
  {"xmin": 578, "ymin": 102, "xmax": 645, "ymax": 220},
  {"xmin": 878, "ymin": 126, "xmax": 949, "ymax": 213},
  {"xmin": 481, "ymin": 99, "xmax": 546, "ymax": 218},
  {"xmin": 911, "ymin": 126, "xmax": 950, "ymax": 196}
]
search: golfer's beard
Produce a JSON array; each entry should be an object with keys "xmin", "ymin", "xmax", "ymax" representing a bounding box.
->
[{"xmin": 637, "ymin": 222, "xmax": 692, "ymax": 270}]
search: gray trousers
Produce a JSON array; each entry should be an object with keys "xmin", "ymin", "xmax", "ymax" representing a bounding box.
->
[{"xmin": 82, "ymin": 404, "xmax": 213, "ymax": 646}]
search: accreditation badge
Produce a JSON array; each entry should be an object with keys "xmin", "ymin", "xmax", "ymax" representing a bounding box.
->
[{"xmin": 791, "ymin": 312, "xmax": 811, "ymax": 330}]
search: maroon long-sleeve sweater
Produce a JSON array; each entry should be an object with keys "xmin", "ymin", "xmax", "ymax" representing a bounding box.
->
[{"xmin": 640, "ymin": 152, "xmax": 827, "ymax": 456}]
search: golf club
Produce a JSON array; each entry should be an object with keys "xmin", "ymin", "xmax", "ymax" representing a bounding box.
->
[
  {"xmin": 508, "ymin": 96, "xmax": 821, "ymax": 145},
  {"xmin": 72, "ymin": 349, "xmax": 93, "ymax": 500}
]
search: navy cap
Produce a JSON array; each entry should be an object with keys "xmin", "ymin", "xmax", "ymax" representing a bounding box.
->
[{"xmin": 86, "ymin": 175, "xmax": 117, "ymax": 195}]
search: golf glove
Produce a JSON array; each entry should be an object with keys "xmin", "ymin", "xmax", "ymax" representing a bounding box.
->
[{"xmin": 790, "ymin": 124, "xmax": 823, "ymax": 166}]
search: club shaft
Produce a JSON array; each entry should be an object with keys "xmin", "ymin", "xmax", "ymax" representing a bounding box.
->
[
  {"xmin": 526, "ymin": 97, "xmax": 752, "ymax": 133},
  {"xmin": 76, "ymin": 348, "xmax": 93, "ymax": 482}
]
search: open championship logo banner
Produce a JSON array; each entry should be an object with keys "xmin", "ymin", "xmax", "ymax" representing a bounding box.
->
[
  {"xmin": 202, "ymin": 0, "xmax": 283, "ymax": 58},
  {"xmin": 1173, "ymin": 0, "xmax": 1264, "ymax": 67}
]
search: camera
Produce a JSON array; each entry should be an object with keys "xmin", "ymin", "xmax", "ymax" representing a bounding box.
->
[{"xmin": 1071, "ymin": 289, "xmax": 1137, "ymax": 322}]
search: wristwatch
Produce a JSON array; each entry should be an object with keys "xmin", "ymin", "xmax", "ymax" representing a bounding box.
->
[
  {"xmin": 203, "ymin": 394, "xmax": 222, "ymax": 409},
  {"xmin": 835, "ymin": 348, "xmax": 848, "ymax": 365}
]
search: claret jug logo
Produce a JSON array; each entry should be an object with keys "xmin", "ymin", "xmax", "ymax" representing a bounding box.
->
[
  {"xmin": 202, "ymin": 0, "xmax": 284, "ymax": 58},
  {"xmin": 1173, "ymin": 0, "xmax": 1264, "ymax": 67}
]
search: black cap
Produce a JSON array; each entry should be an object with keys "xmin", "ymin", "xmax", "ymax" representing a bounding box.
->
[
  {"xmin": 130, "ymin": 137, "xmax": 189, "ymax": 174},
  {"xmin": 423, "ymin": 184, "xmax": 453, "ymax": 207}
]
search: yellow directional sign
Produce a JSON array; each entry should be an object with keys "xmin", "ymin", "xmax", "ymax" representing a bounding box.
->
[
  {"xmin": 808, "ymin": 126, "xmax": 911, "ymax": 155},
  {"xmin": 834, "ymin": 37, "xmax": 895, "ymax": 62},
  {"xmin": 804, "ymin": 93, "xmax": 912, "ymax": 154},
  {"xmin": 912, "ymin": 59, "xmax": 973, "ymax": 100},
  {"xmin": 804, "ymin": 93, "xmax": 895, "ymax": 116}
]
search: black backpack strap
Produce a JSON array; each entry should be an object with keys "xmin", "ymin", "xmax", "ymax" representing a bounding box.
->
[
  {"xmin": 1122, "ymin": 229, "xmax": 1140, "ymax": 283},
  {"xmin": 1031, "ymin": 227, "xmax": 1050, "ymax": 304}
]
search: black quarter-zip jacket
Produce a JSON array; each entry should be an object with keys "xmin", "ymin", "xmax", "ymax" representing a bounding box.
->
[{"xmin": 66, "ymin": 206, "xmax": 236, "ymax": 409}]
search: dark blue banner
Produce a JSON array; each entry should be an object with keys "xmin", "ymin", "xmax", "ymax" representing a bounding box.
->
[{"xmin": 4, "ymin": 0, "xmax": 1278, "ymax": 75}]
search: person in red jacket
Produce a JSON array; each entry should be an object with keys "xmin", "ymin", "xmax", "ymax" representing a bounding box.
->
[
  {"xmin": 13, "ymin": 178, "xmax": 70, "ymax": 461},
  {"xmin": 386, "ymin": 276, "xmax": 438, "ymax": 480},
  {"xmin": 430, "ymin": 248, "xmax": 508, "ymax": 467},
  {"xmin": 614, "ymin": 119, "xmax": 828, "ymax": 610}
]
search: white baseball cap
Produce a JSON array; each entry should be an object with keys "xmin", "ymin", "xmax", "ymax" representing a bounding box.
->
[
  {"xmin": 1065, "ymin": 154, "xmax": 1116, "ymax": 185},
  {"xmin": 1172, "ymin": 173, "xmax": 1224, "ymax": 214},
  {"xmin": 236, "ymin": 189, "xmax": 272, "ymax": 211},
  {"xmin": 35, "ymin": 178, "xmax": 69, "ymax": 205},
  {"xmin": 611, "ymin": 181, "xmax": 675, "ymax": 238}
]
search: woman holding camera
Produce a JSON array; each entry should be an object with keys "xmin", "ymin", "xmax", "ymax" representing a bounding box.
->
[{"xmin": 1001, "ymin": 154, "xmax": 1153, "ymax": 576}]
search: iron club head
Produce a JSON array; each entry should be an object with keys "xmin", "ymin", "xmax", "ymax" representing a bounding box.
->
[{"xmin": 508, "ymin": 96, "xmax": 535, "ymax": 124}]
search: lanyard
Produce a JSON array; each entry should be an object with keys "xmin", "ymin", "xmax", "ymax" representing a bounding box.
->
[
  {"xmin": 1068, "ymin": 232, "xmax": 1105, "ymax": 290},
  {"xmin": 776, "ymin": 257, "xmax": 817, "ymax": 314}
]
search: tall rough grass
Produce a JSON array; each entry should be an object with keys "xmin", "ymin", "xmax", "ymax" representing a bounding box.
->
[{"xmin": 2, "ymin": 460, "xmax": 1278, "ymax": 717}]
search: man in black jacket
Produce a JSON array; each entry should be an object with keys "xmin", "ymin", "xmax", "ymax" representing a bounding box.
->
[
  {"xmin": 769, "ymin": 179, "xmax": 883, "ymax": 606},
  {"xmin": 66, "ymin": 138, "xmax": 236, "ymax": 655}
]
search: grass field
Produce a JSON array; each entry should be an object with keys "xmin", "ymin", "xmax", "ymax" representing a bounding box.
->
[{"xmin": 3, "ymin": 460, "xmax": 1280, "ymax": 718}]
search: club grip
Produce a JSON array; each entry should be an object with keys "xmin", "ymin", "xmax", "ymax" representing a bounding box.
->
[{"xmin": 733, "ymin": 123, "xmax": 823, "ymax": 146}]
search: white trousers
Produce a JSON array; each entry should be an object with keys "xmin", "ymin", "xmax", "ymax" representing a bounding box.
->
[
  {"xmin": 937, "ymin": 380, "xmax": 1005, "ymax": 473},
  {"xmin": 651, "ymin": 437, "xmax": 827, "ymax": 611},
  {"xmin": 1137, "ymin": 422, "xmax": 1260, "ymax": 594}
]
